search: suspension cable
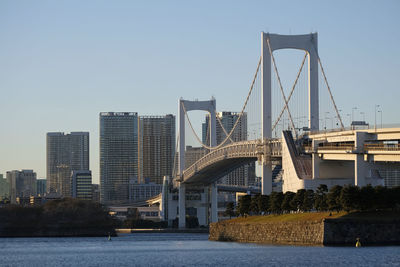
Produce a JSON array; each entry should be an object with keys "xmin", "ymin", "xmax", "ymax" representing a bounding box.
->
[
  {"xmin": 266, "ymin": 38, "xmax": 297, "ymax": 134},
  {"xmin": 216, "ymin": 112, "xmax": 234, "ymax": 143},
  {"xmin": 311, "ymin": 44, "xmax": 345, "ymax": 130},
  {"xmin": 182, "ymin": 56, "xmax": 261, "ymax": 150},
  {"xmin": 272, "ymin": 52, "xmax": 307, "ymax": 131},
  {"xmin": 172, "ymin": 130, "xmax": 180, "ymax": 177}
]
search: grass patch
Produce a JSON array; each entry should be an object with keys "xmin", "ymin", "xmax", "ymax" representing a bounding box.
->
[
  {"xmin": 222, "ymin": 210, "xmax": 400, "ymax": 224},
  {"xmin": 225, "ymin": 212, "xmax": 346, "ymax": 224}
]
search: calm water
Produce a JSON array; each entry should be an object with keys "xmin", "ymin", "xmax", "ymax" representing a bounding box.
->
[{"xmin": 1, "ymin": 233, "xmax": 399, "ymax": 266}]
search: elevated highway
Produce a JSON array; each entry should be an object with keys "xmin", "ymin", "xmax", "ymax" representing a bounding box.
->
[{"xmin": 305, "ymin": 128, "xmax": 400, "ymax": 162}]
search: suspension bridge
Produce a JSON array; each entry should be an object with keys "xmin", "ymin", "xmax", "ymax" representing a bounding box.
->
[{"xmin": 162, "ymin": 32, "xmax": 400, "ymax": 228}]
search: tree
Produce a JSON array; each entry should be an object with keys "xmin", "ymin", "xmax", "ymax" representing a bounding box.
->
[
  {"xmin": 258, "ymin": 195, "xmax": 270, "ymax": 214},
  {"xmin": 373, "ymin": 186, "xmax": 390, "ymax": 210},
  {"xmin": 224, "ymin": 202, "xmax": 235, "ymax": 219},
  {"xmin": 340, "ymin": 185, "xmax": 360, "ymax": 212},
  {"xmin": 314, "ymin": 184, "xmax": 328, "ymax": 211},
  {"xmin": 269, "ymin": 192, "xmax": 283, "ymax": 214},
  {"xmin": 327, "ymin": 185, "xmax": 343, "ymax": 212},
  {"xmin": 281, "ymin": 192, "xmax": 296, "ymax": 213},
  {"xmin": 237, "ymin": 195, "xmax": 251, "ymax": 216},
  {"xmin": 303, "ymin": 189, "xmax": 315, "ymax": 211},
  {"xmin": 391, "ymin": 186, "xmax": 400, "ymax": 210},
  {"xmin": 291, "ymin": 189, "xmax": 306, "ymax": 212},
  {"xmin": 359, "ymin": 184, "xmax": 375, "ymax": 211},
  {"xmin": 250, "ymin": 194, "xmax": 261, "ymax": 215}
]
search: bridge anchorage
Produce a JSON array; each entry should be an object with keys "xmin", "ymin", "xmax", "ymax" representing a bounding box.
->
[{"xmin": 165, "ymin": 32, "xmax": 398, "ymax": 228}]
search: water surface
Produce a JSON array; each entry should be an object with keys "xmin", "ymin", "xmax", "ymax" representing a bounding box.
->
[{"xmin": 1, "ymin": 233, "xmax": 399, "ymax": 266}]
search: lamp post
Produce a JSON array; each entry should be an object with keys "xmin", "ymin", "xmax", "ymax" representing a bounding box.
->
[
  {"xmin": 360, "ymin": 112, "xmax": 365, "ymax": 121},
  {"xmin": 378, "ymin": 110, "xmax": 383, "ymax": 128},
  {"xmin": 351, "ymin": 107, "xmax": 358, "ymax": 122},
  {"xmin": 325, "ymin": 112, "xmax": 330, "ymax": 130},
  {"xmin": 346, "ymin": 114, "xmax": 351, "ymax": 129},
  {"xmin": 375, "ymin": 104, "xmax": 380, "ymax": 130}
]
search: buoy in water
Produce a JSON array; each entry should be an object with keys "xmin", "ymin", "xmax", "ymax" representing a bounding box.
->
[{"xmin": 355, "ymin": 238, "xmax": 361, "ymax": 247}]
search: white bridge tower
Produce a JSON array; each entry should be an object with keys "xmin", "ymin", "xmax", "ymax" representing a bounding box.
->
[
  {"xmin": 178, "ymin": 98, "xmax": 217, "ymax": 228},
  {"xmin": 261, "ymin": 32, "xmax": 319, "ymax": 195}
]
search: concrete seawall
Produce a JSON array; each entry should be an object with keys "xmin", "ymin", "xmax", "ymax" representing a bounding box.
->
[{"xmin": 209, "ymin": 219, "xmax": 400, "ymax": 246}]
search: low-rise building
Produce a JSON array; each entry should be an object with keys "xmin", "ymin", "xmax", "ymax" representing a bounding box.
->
[
  {"xmin": 6, "ymin": 170, "xmax": 37, "ymax": 204},
  {"xmin": 71, "ymin": 170, "xmax": 92, "ymax": 200}
]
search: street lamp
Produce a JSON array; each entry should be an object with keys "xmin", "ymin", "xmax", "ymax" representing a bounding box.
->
[
  {"xmin": 325, "ymin": 112, "xmax": 330, "ymax": 130},
  {"xmin": 346, "ymin": 114, "xmax": 351, "ymax": 129},
  {"xmin": 375, "ymin": 104, "xmax": 380, "ymax": 130},
  {"xmin": 351, "ymin": 107, "xmax": 358, "ymax": 123},
  {"xmin": 360, "ymin": 112, "xmax": 365, "ymax": 121},
  {"xmin": 378, "ymin": 110, "xmax": 383, "ymax": 128}
]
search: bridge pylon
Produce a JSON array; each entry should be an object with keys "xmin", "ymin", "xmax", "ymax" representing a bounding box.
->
[
  {"xmin": 261, "ymin": 32, "xmax": 319, "ymax": 195},
  {"xmin": 178, "ymin": 98, "xmax": 217, "ymax": 228}
]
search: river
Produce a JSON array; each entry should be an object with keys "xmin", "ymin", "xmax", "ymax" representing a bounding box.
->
[{"xmin": 1, "ymin": 233, "xmax": 399, "ymax": 266}]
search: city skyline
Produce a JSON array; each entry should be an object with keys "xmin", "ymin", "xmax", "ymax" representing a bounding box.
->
[{"xmin": 1, "ymin": 1, "xmax": 400, "ymax": 184}]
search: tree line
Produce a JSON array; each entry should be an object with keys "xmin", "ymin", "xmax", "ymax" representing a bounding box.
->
[
  {"xmin": 0, "ymin": 198, "xmax": 116, "ymax": 236},
  {"xmin": 225, "ymin": 185, "xmax": 400, "ymax": 217}
]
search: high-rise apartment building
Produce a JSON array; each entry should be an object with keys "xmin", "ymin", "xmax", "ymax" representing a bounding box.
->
[
  {"xmin": 100, "ymin": 112, "xmax": 138, "ymax": 204},
  {"xmin": 46, "ymin": 132, "xmax": 89, "ymax": 196},
  {"xmin": 202, "ymin": 112, "xmax": 255, "ymax": 186},
  {"xmin": 138, "ymin": 114, "xmax": 175, "ymax": 184},
  {"xmin": 185, "ymin": 146, "xmax": 207, "ymax": 169},
  {"xmin": 6, "ymin": 170, "xmax": 37, "ymax": 204},
  {"xmin": 71, "ymin": 170, "xmax": 92, "ymax": 200}
]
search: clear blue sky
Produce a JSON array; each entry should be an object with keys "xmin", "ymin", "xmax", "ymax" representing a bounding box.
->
[{"xmin": 1, "ymin": 0, "xmax": 399, "ymax": 183}]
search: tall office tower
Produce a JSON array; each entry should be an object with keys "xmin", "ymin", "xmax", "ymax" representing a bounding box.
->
[
  {"xmin": 36, "ymin": 179, "xmax": 47, "ymax": 197},
  {"xmin": 202, "ymin": 112, "xmax": 255, "ymax": 186},
  {"xmin": 100, "ymin": 112, "xmax": 138, "ymax": 204},
  {"xmin": 138, "ymin": 114, "xmax": 175, "ymax": 184},
  {"xmin": 71, "ymin": 170, "xmax": 92, "ymax": 200},
  {"xmin": 46, "ymin": 132, "xmax": 89, "ymax": 196},
  {"xmin": 6, "ymin": 170, "xmax": 37, "ymax": 204}
]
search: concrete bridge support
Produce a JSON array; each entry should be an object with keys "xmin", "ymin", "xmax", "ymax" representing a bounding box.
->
[
  {"xmin": 354, "ymin": 132, "xmax": 368, "ymax": 187},
  {"xmin": 210, "ymin": 182, "xmax": 218, "ymax": 223},
  {"xmin": 261, "ymin": 164, "xmax": 272, "ymax": 195},
  {"xmin": 178, "ymin": 183, "xmax": 186, "ymax": 228},
  {"xmin": 312, "ymin": 140, "xmax": 322, "ymax": 179}
]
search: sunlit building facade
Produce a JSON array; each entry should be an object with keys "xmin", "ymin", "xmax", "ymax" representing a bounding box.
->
[
  {"xmin": 100, "ymin": 112, "xmax": 138, "ymax": 204},
  {"xmin": 46, "ymin": 132, "xmax": 89, "ymax": 196},
  {"xmin": 138, "ymin": 114, "xmax": 175, "ymax": 184}
]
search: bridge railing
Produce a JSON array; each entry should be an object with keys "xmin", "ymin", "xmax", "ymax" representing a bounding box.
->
[
  {"xmin": 182, "ymin": 138, "xmax": 282, "ymax": 181},
  {"xmin": 182, "ymin": 140, "xmax": 260, "ymax": 180},
  {"xmin": 364, "ymin": 143, "xmax": 400, "ymax": 151}
]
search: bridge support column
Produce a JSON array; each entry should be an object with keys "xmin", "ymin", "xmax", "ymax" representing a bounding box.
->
[
  {"xmin": 210, "ymin": 182, "xmax": 218, "ymax": 223},
  {"xmin": 312, "ymin": 140, "xmax": 322, "ymax": 179},
  {"xmin": 355, "ymin": 155, "xmax": 367, "ymax": 187},
  {"xmin": 178, "ymin": 183, "xmax": 186, "ymax": 228},
  {"xmin": 261, "ymin": 163, "xmax": 272, "ymax": 195},
  {"xmin": 354, "ymin": 132, "xmax": 367, "ymax": 187}
]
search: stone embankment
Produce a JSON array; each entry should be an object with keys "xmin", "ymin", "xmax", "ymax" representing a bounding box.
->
[{"xmin": 209, "ymin": 219, "xmax": 400, "ymax": 246}]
